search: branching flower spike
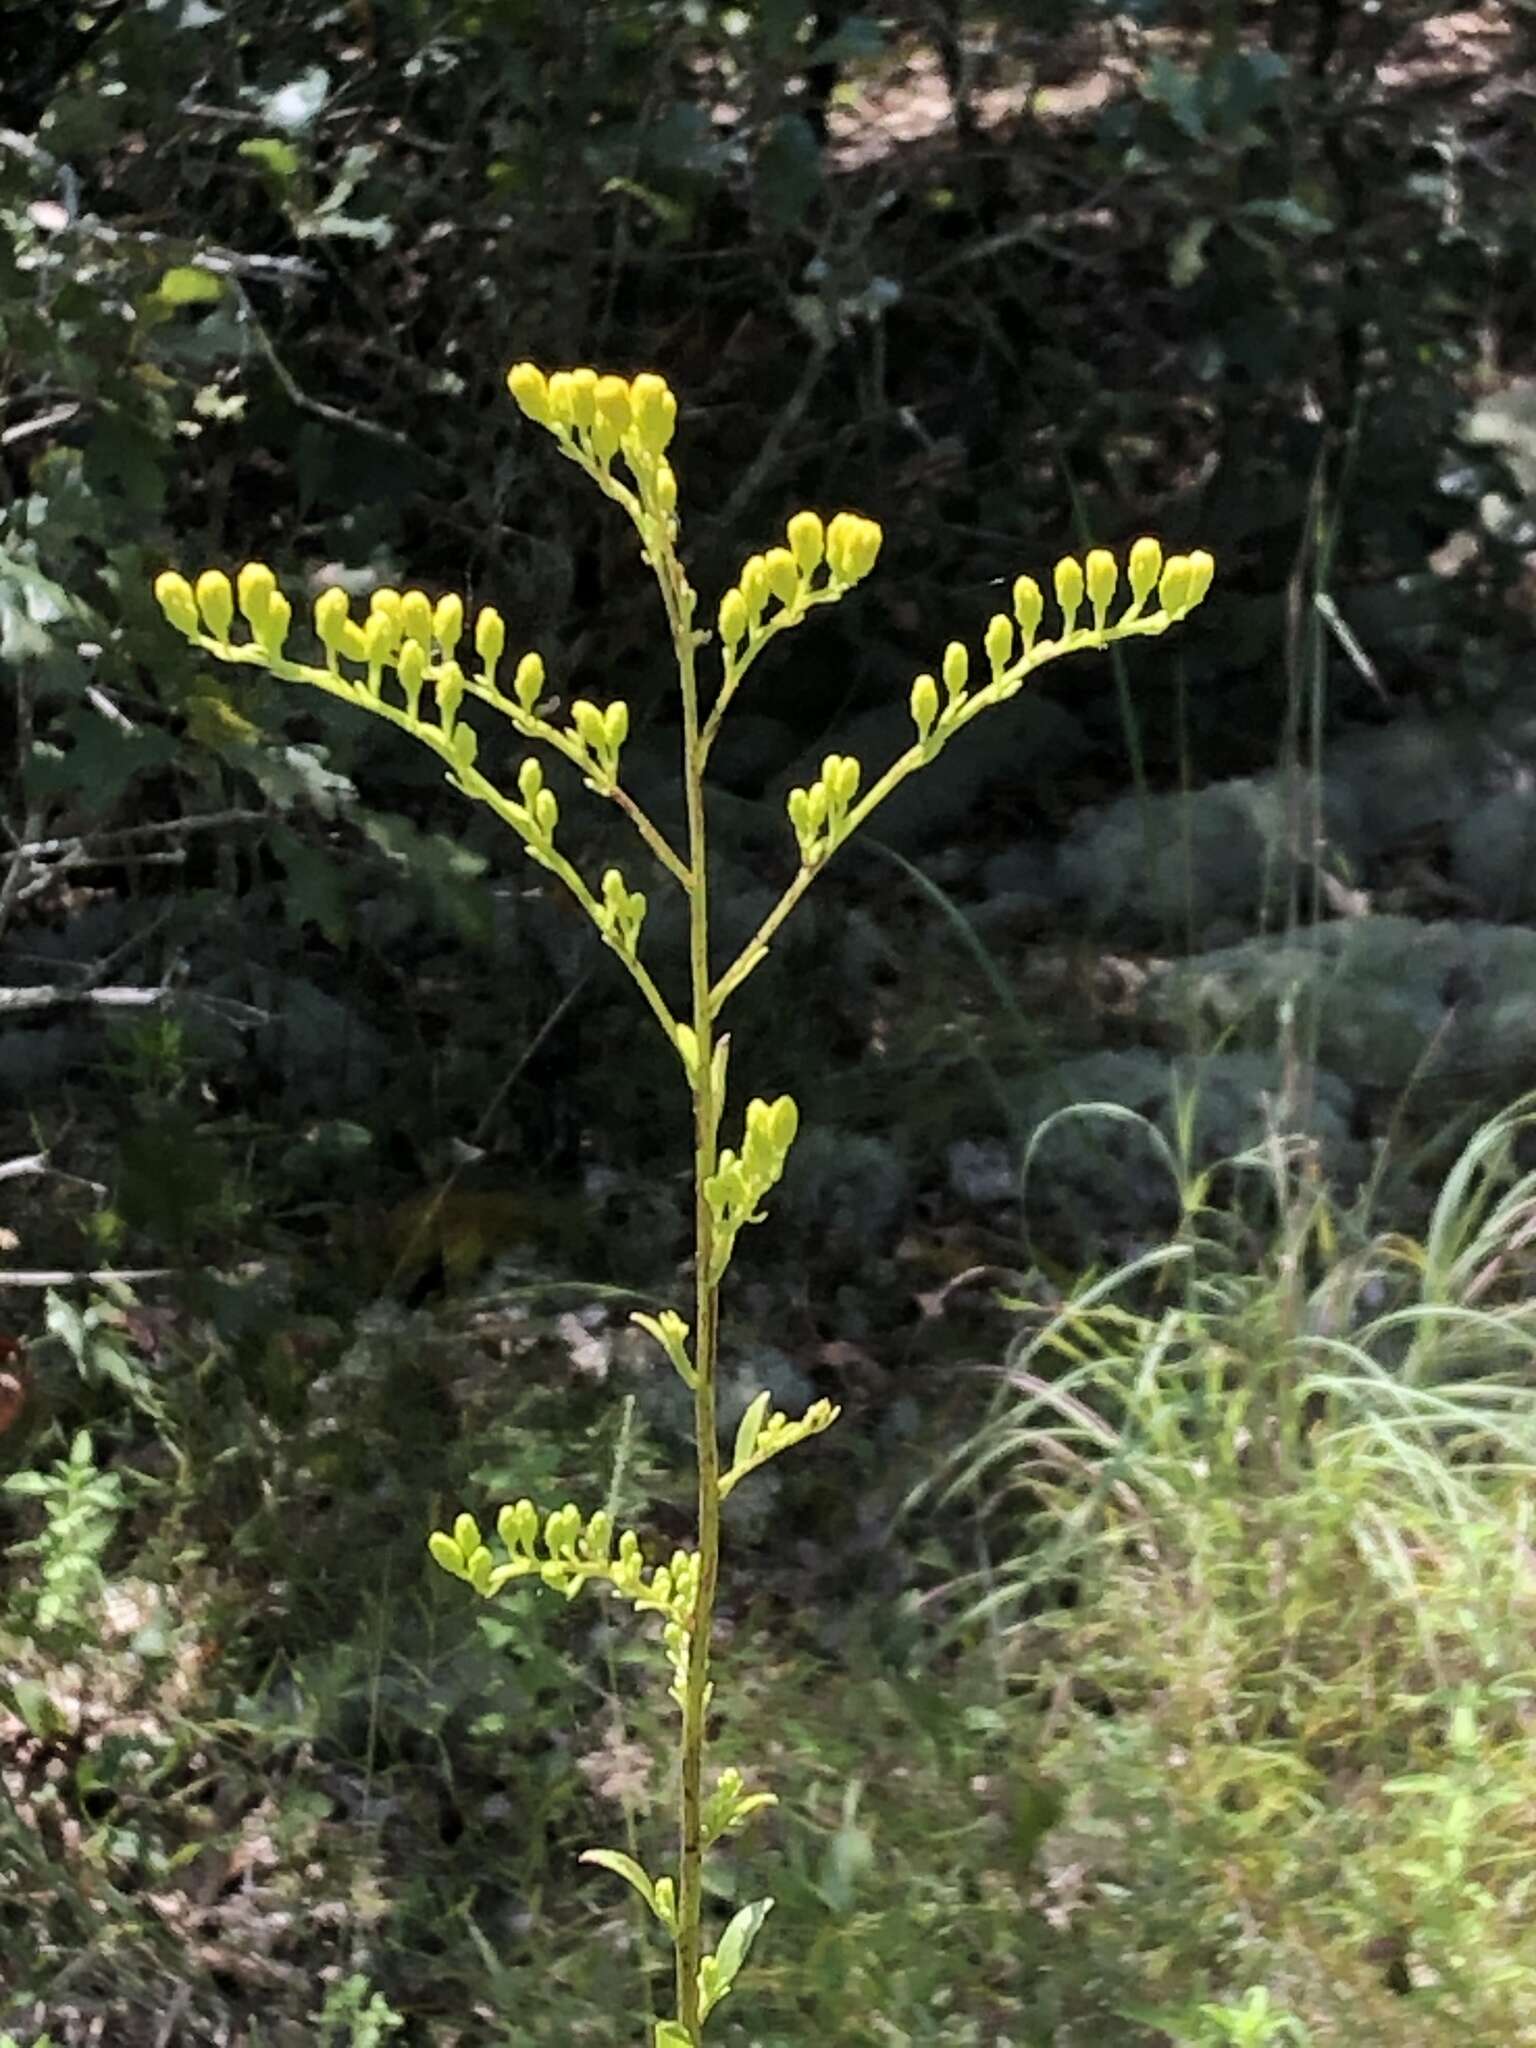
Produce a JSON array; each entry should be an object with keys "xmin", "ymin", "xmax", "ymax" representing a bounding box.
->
[{"xmin": 153, "ymin": 362, "xmax": 1212, "ymax": 2047}]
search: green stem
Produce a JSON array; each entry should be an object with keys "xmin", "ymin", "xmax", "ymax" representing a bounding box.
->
[
  {"xmin": 707, "ymin": 619, "xmax": 1175, "ymax": 1011},
  {"xmin": 659, "ymin": 537, "xmax": 720, "ymax": 2046}
]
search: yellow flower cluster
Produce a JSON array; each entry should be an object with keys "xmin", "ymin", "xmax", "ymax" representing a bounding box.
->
[
  {"xmin": 429, "ymin": 1500, "xmax": 702, "ymax": 1704},
  {"xmin": 907, "ymin": 538, "xmax": 1215, "ymax": 751},
  {"xmin": 787, "ymin": 752, "xmax": 861, "ymax": 865},
  {"xmin": 153, "ymin": 564, "xmax": 543, "ymax": 732},
  {"xmin": 1009, "ymin": 536, "xmax": 1213, "ymax": 659},
  {"xmin": 702, "ymin": 1094, "xmax": 800, "ymax": 1283},
  {"xmin": 596, "ymin": 864, "xmax": 647, "ymax": 957},
  {"xmin": 717, "ymin": 509, "xmax": 882, "ymax": 657},
  {"xmin": 719, "ymin": 1388, "xmax": 841, "ymax": 1502},
  {"xmin": 154, "ymin": 561, "xmax": 292, "ymax": 656},
  {"xmin": 507, "ymin": 363, "xmax": 680, "ymax": 515},
  {"xmin": 151, "ymin": 563, "xmax": 563, "ymax": 803}
]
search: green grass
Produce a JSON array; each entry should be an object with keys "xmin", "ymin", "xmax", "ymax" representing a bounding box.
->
[
  {"xmin": 6, "ymin": 1093, "xmax": 1536, "ymax": 2043},
  {"xmin": 936, "ymin": 1090, "xmax": 1536, "ymax": 2044}
]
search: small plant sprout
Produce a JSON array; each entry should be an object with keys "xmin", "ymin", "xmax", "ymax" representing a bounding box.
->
[{"xmin": 154, "ymin": 362, "xmax": 1212, "ymax": 2043}]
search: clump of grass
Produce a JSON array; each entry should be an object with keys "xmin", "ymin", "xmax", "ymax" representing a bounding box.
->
[{"xmin": 941, "ymin": 1091, "xmax": 1536, "ymax": 2045}]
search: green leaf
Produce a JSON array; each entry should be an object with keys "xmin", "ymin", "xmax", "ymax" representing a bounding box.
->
[
  {"xmin": 360, "ymin": 812, "xmax": 490, "ymax": 945},
  {"xmin": 8, "ymin": 1676, "xmax": 68, "ymax": 1739},
  {"xmin": 0, "ymin": 547, "xmax": 74, "ymax": 661},
  {"xmin": 755, "ymin": 113, "xmax": 823, "ymax": 233},
  {"xmin": 710, "ymin": 1895, "xmax": 773, "ymax": 1996},
  {"xmin": 1144, "ymin": 54, "xmax": 1208, "ymax": 141},
  {"xmin": 654, "ymin": 2026, "xmax": 692, "ymax": 2048},
  {"xmin": 1239, "ymin": 195, "xmax": 1331, "ymax": 236},
  {"xmin": 1009, "ymin": 1768, "xmax": 1066, "ymax": 1867},
  {"xmin": 1169, "ymin": 217, "xmax": 1214, "ymax": 290},
  {"xmin": 156, "ymin": 265, "xmax": 225, "ymax": 306},
  {"xmin": 732, "ymin": 1390, "xmax": 771, "ymax": 1470},
  {"xmin": 272, "ymin": 823, "xmax": 351, "ymax": 947},
  {"xmin": 246, "ymin": 742, "xmax": 356, "ymax": 818},
  {"xmin": 818, "ymin": 1816, "xmax": 874, "ymax": 1912},
  {"xmin": 238, "ymin": 136, "xmax": 302, "ymax": 180},
  {"xmin": 599, "ymin": 176, "xmax": 692, "ymax": 242},
  {"xmin": 579, "ymin": 1848, "xmax": 661, "ymax": 1920},
  {"xmin": 2, "ymin": 1471, "xmax": 52, "ymax": 1497}
]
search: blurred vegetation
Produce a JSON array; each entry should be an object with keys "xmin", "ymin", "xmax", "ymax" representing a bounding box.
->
[{"xmin": 4, "ymin": 1, "xmax": 1536, "ymax": 2042}]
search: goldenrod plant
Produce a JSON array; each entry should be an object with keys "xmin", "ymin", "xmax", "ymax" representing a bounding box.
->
[{"xmin": 154, "ymin": 363, "xmax": 1212, "ymax": 2044}]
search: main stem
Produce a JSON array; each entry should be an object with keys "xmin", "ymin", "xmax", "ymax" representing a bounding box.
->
[{"xmin": 667, "ymin": 544, "xmax": 719, "ymax": 2044}]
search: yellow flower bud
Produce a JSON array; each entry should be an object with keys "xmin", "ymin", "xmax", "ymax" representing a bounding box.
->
[
  {"xmin": 1085, "ymin": 548, "xmax": 1117, "ymax": 626},
  {"xmin": 984, "ymin": 613, "xmax": 1014, "ymax": 674},
  {"xmin": 364, "ymin": 606, "xmax": 393, "ymax": 663},
  {"xmin": 338, "ymin": 620, "xmax": 368, "ymax": 663},
  {"xmin": 718, "ymin": 588, "xmax": 748, "ymax": 650},
  {"xmin": 546, "ymin": 371, "xmax": 576, "ymax": 428},
  {"xmin": 569, "ymin": 367, "xmax": 598, "ymax": 429},
  {"xmin": 1013, "ymin": 574, "xmax": 1044, "ymax": 648},
  {"xmin": 740, "ymin": 556, "xmax": 769, "ymax": 617},
  {"xmin": 397, "ymin": 640, "xmax": 426, "ymax": 706},
  {"xmin": 400, "ymin": 589, "xmax": 433, "ymax": 647},
  {"xmin": 764, "ymin": 548, "xmax": 797, "ymax": 605},
  {"xmin": 630, "ymin": 372, "xmax": 677, "ymax": 456},
  {"xmin": 314, "ymin": 586, "xmax": 350, "ymax": 651},
  {"xmin": 769, "ymin": 1094, "xmax": 799, "ymax": 1151},
  {"xmin": 369, "ymin": 586, "xmax": 402, "ymax": 622},
  {"xmin": 942, "ymin": 641, "xmax": 969, "ymax": 699},
  {"xmin": 1128, "ymin": 536, "xmax": 1162, "ymax": 609},
  {"xmin": 1054, "ymin": 556, "xmax": 1084, "ymax": 634},
  {"xmin": 474, "ymin": 606, "xmax": 505, "ymax": 672},
  {"xmin": 257, "ymin": 590, "xmax": 292, "ymax": 655},
  {"xmin": 787, "ymin": 787, "xmax": 813, "ymax": 843},
  {"xmin": 603, "ymin": 700, "xmax": 629, "ymax": 752},
  {"xmin": 595, "ymin": 375, "xmax": 632, "ymax": 430},
  {"xmin": 826, "ymin": 512, "xmax": 881, "ymax": 584},
  {"xmin": 825, "ymin": 753, "xmax": 859, "ymax": 805},
  {"xmin": 153, "ymin": 571, "xmax": 198, "ymax": 637},
  {"xmin": 534, "ymin": 788, "xmax": 558, "ymax": 836},
  {"xmin": 571, "ymin": 700, "xmax": 606, "ymax": 751},
  {"xmin": 507, "ymin": 362, "xmax": 552, "ymax": 423},
  {"xmin": 363, "ymin": 610, "xmax": 394, "ymax": 664},
  {"xmin": 434, "ymin": 659, "xmax": 465, "ymax": 724},
  {"xmin": 910, "ymin": 673, "xmax": 939, "ymax": 741},
  {"xmin": 787, "ymin": 510, "xmax": 825, "ymax": 575},
  {"xmin": 433, "ymin": 592, "xmax": 464, "ymax": 653},
  {"xmin": 237, "ymin": 562, "xmax": 277, "ymax": 630},
  {"xmin": 195, "ymin": 569, "xmax": 234, "ymax": 640},
  {"xmin": 654, "ymin": 460, "xmax": 678, "ymax": 517},
  {"xmin": 513, "ymin": 651, "xmax": 545, "ymax": 713},
  {"xmin": 1187, "ymin": 550, "xmax": 1215, "ymax": 606},
  {"xmin": 1158, "ymin": 555, "xmax": 1192, "ymax": 615}
]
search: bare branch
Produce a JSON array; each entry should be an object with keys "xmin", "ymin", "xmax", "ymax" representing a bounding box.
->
[
  {"xmin": 0, "ymin": 984, "xmax": 269, "ymax": 1025},
  {"xmin": 0, "ymin": 1268, "xmax": 177, "ymax": 1288},
  {"xmin": 0, "ymin": 402, "xmax": 81, "ymax": 447}
]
